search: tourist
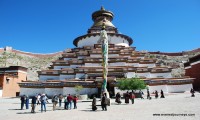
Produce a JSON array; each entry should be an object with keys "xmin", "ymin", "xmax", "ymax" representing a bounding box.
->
[
  {"xmin": 139, "ymin": 90, "xmax": 144, "ymax": 99},
  {"xmin": 190, "ymin": 88, "xmax": 195, "ymax": 97},
  {"xmin": 129, "ymin": 92, "xmax": 135, "ymax": 104},
  {"xmin": 52, "ymin": 94, "xmax": 58, "ymax": 111},
  {"xmin": 31, "ymin": 96, "xmax": 37, "ymax": 113},
  {"xmin": 37, "ymin": 94, "xmax": 41, "ymax": 105},
  {"xmin": 20, "ymin": 95, "xmax": 25, "ymax": 110},
  {"xmin": 67, "ymin": 94, "xmax": 73, "ymax": 110},
  {"xmin": 160, "ymin": 90, "xmax": 165, "ymax": 98},
  {"xmin": 101, "ymin": 93, "xmax": 107, "ymax": 111},
  {"xmin": 25, "ymin": 95, "xmax": 29, "ymax": 109},
  {"xmin": 147, "ymin": 89, "xmax": 151, "ymax": 100},
  {"xmin": 58, "ymin": 94, "xmax": 63, "ymax": 107},
  {"xmin": 92, "ymin": 96, "xmax": 97, "ymax": 111},
  {"xmin": 73, "ymin": 95, "xmax": 78, "ymax": 109},
  {"xmin": 125, "ymin": 91, "xmax": 130, "ymax": 104},
  {"xmin": 115, "ymin": 92, "xmax": 121, "ymax": 104},
  {"xmin": 63, "ymin": 95, "xmax": 68, "ymax": 109},
  {"xmin": 40, "ymin": 94, "xmax": 47, "ymax": 112},
  {"xmin": 155, "ymin": 90, "xmax": 158, "ymax": 99}
]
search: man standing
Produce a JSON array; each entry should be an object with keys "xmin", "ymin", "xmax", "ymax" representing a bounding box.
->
[
  {"xmin": 40, "ymin": 94, "xmax": 47, "ymax": 112},
  {"xmin": 129, "ymin": 92, "xmax": 135, "ymax": 104},
  {"xmin": 58, "ymin": 94, "xmax": 63, "ymax": 107},
  {"xmin": 67, "ymin": 94, "xmax": 73, "ymax": 110},
  {"xmin": 101, "ymin": 93, "xmax": 107, "ymax": 111},
  {"xmin": 31, "ymin": 96, "xmax": 37, "ymax": 113},
  {"xmin": 52, "ymin": 94, "xmax": 58, "ymax": 111},
  {"xmin": 20, "ymin": 95, "xmax": 25, "ymax": 110}
]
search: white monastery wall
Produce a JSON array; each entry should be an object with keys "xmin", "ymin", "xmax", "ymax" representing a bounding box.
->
[
  {"xmin": 20, "ymin": 88, "xmax": 45, "ymax": 96},
  {"xmin": 136, "ymin": 73, "xmax": 151, "ymax": 78},
  {"xmin": 139, "ymin": 64, "xmax": 155, "ymax": 68},
  {"xmin": 90, "ymin": 54, "xmax": 102, "ymax": 58},
  {"xmin": 45, "ymin": 88, "xmax": 63, "ymax": 97},
  {"xmin": 109, "ymin": 54, "xmax": 119, "ymax": 57},
  {"xmin": 60, "ymin": 75, "xmax": 75, "ymax": 80},
  {"xmin": 150, "ymin": 73, "xmax": 172, "ymax": 78},
  {"xmin": 54, "ymin": 66, "xmax": 70, "ymax": 70},
  {"xmin": 148, "ymin": 85, "xmax": 168, "ymax": 93},
  {"xmin": 126, "ymin": 72, "xmax": 136, "ymax": 78},
  {"xmin": 63, "ymin": 87, "xmax": 98, "ymax": 96},
  {"xmin": 39, "ymin": 75, "xmax": 59, "ymax": 81},
  {"xmin": 85, "ymin": 63, "xmax": 101, "ymax": 66},
  {"xmin": 127, "ymin": 63, "xmax": 139, "ymax": 67},
  {"xmin": 167, "ymin": 84, "xmax": 192, "ymax": 93},
  {"xmin": 77, "ymin": 35, "xmax": 129, "ymax": 47},
  {"xmin": 0, "ymin": 88, "xmax": 2, "ymax": 97},
  {"xmin": 70, "ymin": 65, "xmax": 81, "ymax": 68},
  {"xmin": 75, "ymin": 73, "xmax": 85, "ymax": 79},
  {"xmin": 109, "ymin": 62, "xmax": 126, "ymax": 66}
]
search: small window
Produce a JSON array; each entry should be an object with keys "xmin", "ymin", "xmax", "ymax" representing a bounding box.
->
[{"xmin": 6, "ymin": 77, "xmax": 10, "ymax": 84}]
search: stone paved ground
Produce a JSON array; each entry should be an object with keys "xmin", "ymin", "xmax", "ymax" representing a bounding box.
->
[{"xmin": 0, "ymin": 92, "xmax": 199, "ymax": 120}]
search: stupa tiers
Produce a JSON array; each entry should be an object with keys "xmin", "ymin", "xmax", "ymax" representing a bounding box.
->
[{"xmin": 19, "ymin": 7, "xmax": 193, "ymax": 97}]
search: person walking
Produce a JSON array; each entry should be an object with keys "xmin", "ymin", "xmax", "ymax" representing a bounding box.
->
[
  {"xmin": 73, "ymin": 95, "xmax": 78, "ymax": 109},
  {"xmin": 58, "ymin": 94, "xmax": 63, "ymax": 107},
  {"xmin": 190, "ymin": 88, "xmax": 195, "ymax": 97},
  {"xmin": 139, "ymin": 90, "xmax": 144, "ymax": 99},
  {"xmin": 64, "ymin": 95, "xmax": 68, "ymax": 109},
  {"xmin": 52, "ymin": 94, "xmax": 58, "ymax": 111},
  {"xmin": 125, "ymin": 91, "xmax": 130, "ymax": 104},
  {"xmin": 147, "ymin": 89, "xmax": 151, "ymax": 100},
  {"xmin": 92, "ymin": 96, "xmax": 97, "ymax": 111},
  {"xmin": 101, "ymin": 93, "xmax": 107, "ymax": 111},
  {"xmin": 155, "ymin": 90, "xmax": 158, "ymax": 99},
  {"xmin": 160, "ymin": 90, "xmax": 165, "ymax": 98},
  {"xmin": 37, "ymin": 94, "xmax": 41, "ymax": 105},
  {"xmin": 31, "ymin": 96, "xmax": 37, "ymax": 113},
  {"xmin": 115, "ymin": 92, "xmax": 121, "ymax": 104},
  {"xmin": 20, "ymin": 95, "xmax": 25, "ymax": 110},
  {"xmin": 40, "ymin": 94, "xmax": 47, "ymax": 112},
  {"xmin": 25, "ymin": 95, "xmax": 29, "ymax": 109},
  {"xmin": 129, "ymin": 92, "xmax": 135, "ymax": 104}
]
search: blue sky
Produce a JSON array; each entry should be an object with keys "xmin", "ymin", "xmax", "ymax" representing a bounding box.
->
[{"xmin": 0, "ymin": 0, "xmax": 200, "ymax": 53}]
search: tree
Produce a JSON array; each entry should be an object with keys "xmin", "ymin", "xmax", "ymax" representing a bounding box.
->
[
  {"xmin": 74, "ymin": 85, "xmax": 83, "ymax": 95},
  {"xmin": 117, "ymin": 77, "xmax": 146, "ymax": 91}
]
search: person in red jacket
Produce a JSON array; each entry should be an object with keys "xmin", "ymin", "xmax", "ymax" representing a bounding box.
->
[
  {"xmin": 129, "ymin": 92, "xmax": 135, "ymax": 104},
  {"xmin": 73, "ymin": 96, "xmax": 78, "ymax": 109}
]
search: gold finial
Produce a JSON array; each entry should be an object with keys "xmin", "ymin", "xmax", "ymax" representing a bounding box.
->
[{"xmin": 101, "ymin": 6, "xmax": 105, "ymax": 11}]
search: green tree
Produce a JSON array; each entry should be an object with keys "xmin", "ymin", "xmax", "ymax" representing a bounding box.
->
[
  {"xmin": 74, "ymin": 85, "xmax": 83, "ymax": 95},
  {"xmin": 117, "ymin": 77, "xmax": 146, "ymax": 91}
]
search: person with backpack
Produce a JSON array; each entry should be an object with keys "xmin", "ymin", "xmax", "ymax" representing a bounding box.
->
[
  {"xmin": 31, "ymin": 96, "xmax": 37, "ymax": 113},
  {"xmin": 40, "ymin": 94, "xmax": 47, "ymax": 112},
  {"xmin": 52, "ymin": 94, "xmax": 58, "ymax": 111}
]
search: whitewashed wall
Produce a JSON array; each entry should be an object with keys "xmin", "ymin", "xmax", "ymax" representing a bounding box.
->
[
  {"xmin": 85, "ymin": 63, "xmax": 101, "ymax": 66},
  {"xmin": 90, "ymin": 54, "xmax": 102, "ymax": 58},
  {"xmin": 109, "ymin": 62, "xmax": 126, "ymax": 66},
  {"xmin": 64, "ymin": 58, "xmax": 70, "ymax": 60},
  {"xmin": 139, "ymin": 63, "xmax": 155, "ymax": 68},
  {"xmin": 77, "ymin": 35, "xmax": 130, "ymax": 47},
  {"xmin": 136, "ymin": 73, "xmax": 151, "ymax": 78},
  {"xmin": 0, "ymin": 88, "xmax": 2, "ymax": 97},
  {"xmin": 60, "ymin": 75, "xmax": 75, "ymax": 80},
  {"xmin": 127, "ymin": 63, "xmax": 139, "ymax": 67},
  {"xmin": 63, "ymin": 87, "xmax": 98, "ymax": 96},
  {"xmin": 39, "ymin": 75, "xmax": 60, "ymax": 81},
  {"xmin": 54, "ymin": 66, "xmax": 70, "ymax": 70},
  {"xmin": 20, "ymin": 88, "xmax": 45, "ymax": 96},
  {"xmin": 70, "ymin": 65, "xmax": 81, "ymax": 68},
  {"xmin": 150, "ymin": 73, "xmax": 172, "ymax": 78},
  {"xmin": 109, "ymin": 54, "xmax": 119, "ymax": 57},
  {"xmin": 167, "ymin": 84, "xmax": 192, "ymax": 93},
  {"xmin": 45, "ymin": 88, "xmax": 63, "ymax": 97},
  {"xmin": 75, "ymin": 73, "xmax": 85, "ymax": 79},
  {"xmin": 126, "ymin": 72, "xmax": 136, "ymax": 78},
  {"xmin": 149, "ymin": 85, "xmax": 168, "ymax": 93}
]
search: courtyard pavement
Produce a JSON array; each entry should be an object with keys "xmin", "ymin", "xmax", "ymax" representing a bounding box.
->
[{"xmin": 0, "ymin": 92, "xmax": 199, "ymax": 120}]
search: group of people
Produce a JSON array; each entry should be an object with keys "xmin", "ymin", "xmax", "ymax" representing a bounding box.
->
[
  {"xmin": 115, "ymin": 91, "xmax": 135, "ymax": 104},
  {"xmin": 92, "ymin": 93, "xmax": 110, "ymax": 111},
  {"xmin": 20, "ymin": 93, "xmax": 78, "ymax": 113},
  {"xmin": 147, "ymin": 89, "xmax": 165, "ymax": 100}
]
